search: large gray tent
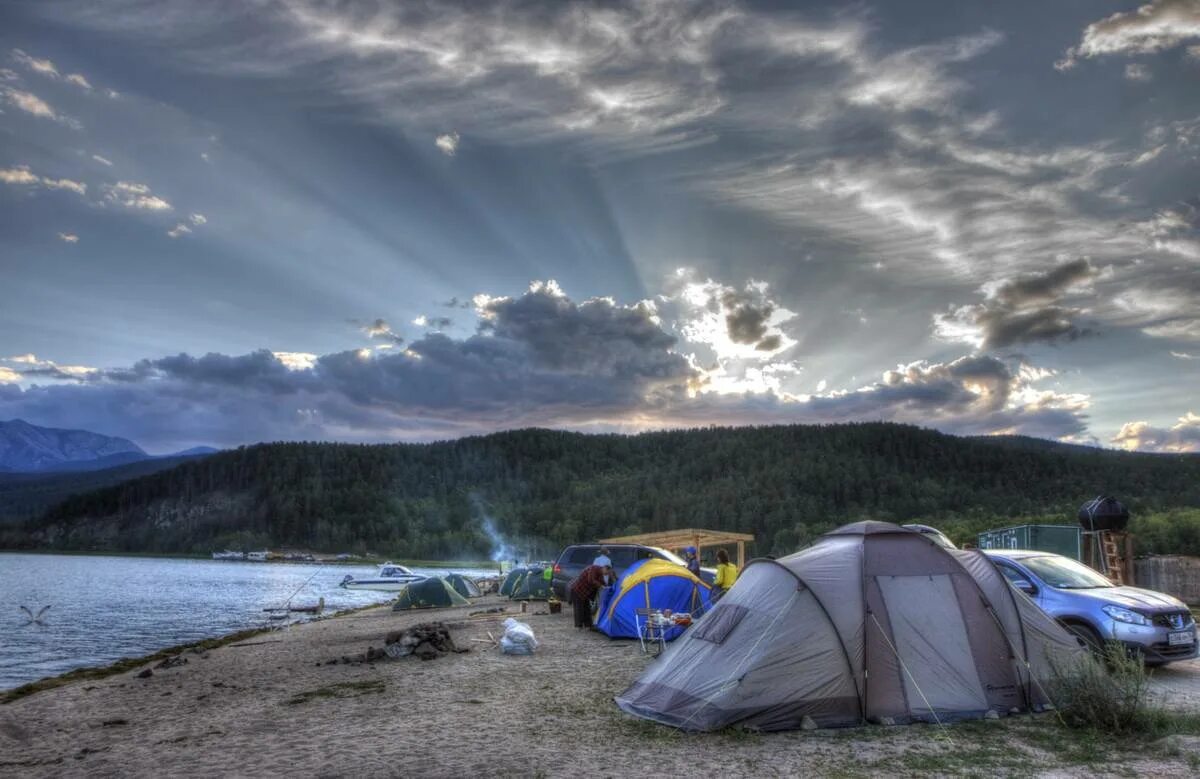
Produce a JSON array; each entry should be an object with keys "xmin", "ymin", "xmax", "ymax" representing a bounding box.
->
[{"xmin": 616, "ymin": 521, "xmax": 1087, "ymax": 731}]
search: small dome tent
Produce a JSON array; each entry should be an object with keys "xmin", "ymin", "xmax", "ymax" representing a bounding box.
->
[
  {"xmin": 509, "ymin": 566, "xmax": 553, "ymax": 600},
  {"xmin": 595, "ymin": 559, "xmax": 712, "ymax": 641},
  {"xmin": 392, "ymin": 577, "xmax": 470, "ymax": 610},
  {"xmin": 444, "ymin": 573, "xmax": 482, "ymax": 599},
  {"xmin": 616, "ymin": 521, "xmax": 1087, "ymax": 732},
  {"xmin": 499, "ymin": 567, "xmax": 529, "ymax": 597}
]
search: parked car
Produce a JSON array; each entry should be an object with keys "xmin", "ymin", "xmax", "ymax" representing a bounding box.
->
[
  {"xmin": 985, "ymin": 550, "xmax": 1198, "ymax": 665},
  {"xmin": 551, "ymin": 543, "xmax": 714, "ymax": 599}
]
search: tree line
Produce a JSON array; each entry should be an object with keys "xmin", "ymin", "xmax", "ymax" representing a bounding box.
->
[{"xmin": 5, "ymin": 423, "xmax": 1200, "ymax": 559}]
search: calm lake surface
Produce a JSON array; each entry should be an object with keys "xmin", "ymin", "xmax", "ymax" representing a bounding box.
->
[{"xmin": 0, "ymin": 553, "xmax": 498, "ymax": 690}]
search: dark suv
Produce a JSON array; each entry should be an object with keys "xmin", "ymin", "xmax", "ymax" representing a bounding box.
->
[{"xmin": 551, "ymin": 543, "xmax": 699, "ymax": 599}]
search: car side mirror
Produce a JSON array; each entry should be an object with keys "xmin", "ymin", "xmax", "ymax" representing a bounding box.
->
[{"xmin": 1012, "ymin": 579, "xmax": 1036, "ymax": 595}]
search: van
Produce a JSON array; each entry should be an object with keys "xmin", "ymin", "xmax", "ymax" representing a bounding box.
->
[{"xmin": 551, "ymin": 543, "xmax": 712, "ymax": 599}]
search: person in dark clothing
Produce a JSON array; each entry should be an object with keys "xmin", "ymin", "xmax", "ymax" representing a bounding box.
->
[
  {"xmin": 570, "ymin": 563, "xmax": 612, "ymax": 629},
  {"xmin": 684, "ymin": 546, "xmax": 700, "ymax": 577}
]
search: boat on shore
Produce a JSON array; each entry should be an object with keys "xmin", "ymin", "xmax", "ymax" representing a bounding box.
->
[
  {"xmin": 212, "ymin": 550, "xmax": 245, "ymax": 561},
  {"xmin": 339, "ymin": 562, "xmax": 427, "ymax": 591}
]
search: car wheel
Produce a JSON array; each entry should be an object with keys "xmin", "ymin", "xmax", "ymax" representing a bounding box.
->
[{"xmin": 1062, "ymin": 622, "xmax": 1103, "ymax": 655}]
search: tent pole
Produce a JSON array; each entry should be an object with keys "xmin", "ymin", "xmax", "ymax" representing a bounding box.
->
[{"xmin": 737, "ymin": 540, "xmax": 745, "ymax": 570}]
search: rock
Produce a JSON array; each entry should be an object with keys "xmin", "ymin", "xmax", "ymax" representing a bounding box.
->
[
  {"xmin": 877, "ymin": 717, "xmax": 895, "ymax": 726},
  {"xmin": 984, "ymin": 710, "xmax": 999, "ymax": 720},
  {"xmin": 155, "ymin": 656, "xmax": 188, "ymax": 670},
  {"xmin": 136, "ymin": 669, "xmax": 153, "ymax": 679},
  {"xmin": 101, "ymin": 719, "xmax": 127, "ymax": 727},
  {"xmin": 800, "ymin": 716, "xmax": 818, "ymax": 731}
]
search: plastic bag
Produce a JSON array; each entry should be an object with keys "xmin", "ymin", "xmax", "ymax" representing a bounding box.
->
[{"xmin": 500, "ymin": 617, "xmax": 538, "ymax": 655}]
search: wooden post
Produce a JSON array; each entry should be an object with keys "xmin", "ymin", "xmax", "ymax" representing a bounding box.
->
[
  {"xmin": 737, "ymin": 540, "xmax": 745, "ymax": 570},
  {"xmin": 1124, "ymin": 533, "xmax": 1135, "ymax": 585}
]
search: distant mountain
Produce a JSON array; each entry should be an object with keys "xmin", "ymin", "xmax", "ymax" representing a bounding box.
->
[
  {"xmin": 0, "ymin": 452, "xmax": 216, "ymax": 524},
  {"xmin": 8, "ymin": 423, "xmax": 1200, "ymax": 559},
  {"xmin": 0, "ymin": 419, "xmax": 146, "ymax": 473},
  {"xmin": 0, "ymin": 419, "xmax": 216, "ymax": 474}
]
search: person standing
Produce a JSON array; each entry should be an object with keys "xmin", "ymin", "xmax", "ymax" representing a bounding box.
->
[
  {"xmin": 570, "ymin": 562, "xmax": 612, "ymax": 629},
  {"xmin": 684, "ymin": 546, "xmax": 700, "ymax": 577},
  {"xmin": 712, "ymin": 548, "xmax": 738, "ymax": 602}
]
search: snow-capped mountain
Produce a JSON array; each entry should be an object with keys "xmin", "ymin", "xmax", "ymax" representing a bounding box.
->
[{"xmin": 0, "ymin": 419, "xmax": 148, "ymax": 472}]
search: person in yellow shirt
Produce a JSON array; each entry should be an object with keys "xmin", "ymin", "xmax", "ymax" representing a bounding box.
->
[{"xmin": 712, "ymin": 548, "xmax": 738, "ymax": 602}]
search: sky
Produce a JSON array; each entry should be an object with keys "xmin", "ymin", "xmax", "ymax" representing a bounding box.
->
[{"xmin": 0, "ymin": 0, "xmax": 1199, "ymax": 454}]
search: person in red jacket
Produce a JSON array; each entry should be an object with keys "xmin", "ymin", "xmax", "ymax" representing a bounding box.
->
[{"xmin": 570, "ymin": 563, "xmax": 613, "ymax": 629}]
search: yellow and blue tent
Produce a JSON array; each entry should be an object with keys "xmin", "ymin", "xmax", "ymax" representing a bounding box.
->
[{"xmin": 595, "ymin": 559, "xmax": 711, "ymax": 640}]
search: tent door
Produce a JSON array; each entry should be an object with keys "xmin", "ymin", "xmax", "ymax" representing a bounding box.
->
[{"xmin": 876, "ymin": 574, "xmax": 988, "ymax": 717}]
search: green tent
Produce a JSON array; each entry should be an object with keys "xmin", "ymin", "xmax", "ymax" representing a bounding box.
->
[
  {"xmin": 392, "ymin": 577, "xmax": 470, "ymax": 610},
  {"xmin": 444, "ymin": 573, "xmax": 482, "ymax": 599},
  {"xmin": 509, "ymin": 567, "xmax": 552, "ymax": 600},
  {"xmin": 499, "ymin": 567, "xmax": 527, "ymax": 597}
]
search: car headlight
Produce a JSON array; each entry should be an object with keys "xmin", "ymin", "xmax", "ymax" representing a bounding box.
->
[{"xmin": 1102, "ymin": 605, "xmax": 1150, "ymax": 626}]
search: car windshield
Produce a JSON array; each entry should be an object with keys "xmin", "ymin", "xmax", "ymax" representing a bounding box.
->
[{"xmin": 1022, "ymin": 555, "xmax": 1113, "ymax": 589}]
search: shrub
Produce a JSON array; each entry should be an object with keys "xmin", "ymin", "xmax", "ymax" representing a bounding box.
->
[{"xmin": 1051, "ymin": 642, "xmax": 1151, "ymax": 735}]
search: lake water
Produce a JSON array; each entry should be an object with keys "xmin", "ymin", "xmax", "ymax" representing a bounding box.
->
[{"xmin": 0, "ymin": 553, "xmax": 499, "ymax": 690}]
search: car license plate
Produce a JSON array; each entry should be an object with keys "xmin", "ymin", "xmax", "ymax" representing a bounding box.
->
[{"xmin": 1168, "ymin": 630, "xmax": 1195, "ymax": 647}]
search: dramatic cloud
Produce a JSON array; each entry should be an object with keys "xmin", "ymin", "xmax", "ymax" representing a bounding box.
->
[
  {"xmin": 935, "ymin": 259, "xmax": 1098, "ymax": 349},
  {"xmin": 0, "ymin": 353, "xmax": 96, "ymax": 383},
  {"xmin": 1112, "ymin": 411, "xmax": 1200, "ymax": 452},
  {"xmin": 435, "ymin": 132, "xmax": 459, "ymax": 156},
  {"xmin": 0, "ymin": 282, "xmax": 1099, "ymax": 449},
  {"xmin": 57, "ymin": 232, "xmax": 79, "ymax": 243},
  {"xmin": 0, "ymin": 165, "xmax": 87, "ymax": 196},
  {"xmin": 103, "ymin": 181, "xmax": 172, "ymax": 211},
  {"xmin": 353, "ymin": 318, "xmax": 405, "ymax": 346},
  {"xmin": 1058, "ymin": 0, "xmax": 1200, "ymax": 69}
]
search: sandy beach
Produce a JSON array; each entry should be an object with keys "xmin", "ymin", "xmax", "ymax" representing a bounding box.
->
[{"xmin": 2, "ymin": 596, "xmax": 1199, "ymax": 778}]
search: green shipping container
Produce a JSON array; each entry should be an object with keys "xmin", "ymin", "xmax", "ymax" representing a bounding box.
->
[{"xmin": 976, "ymin": 524, "xmax": 1082, "ymax": 561}]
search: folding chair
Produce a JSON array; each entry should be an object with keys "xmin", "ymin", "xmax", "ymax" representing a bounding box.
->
[{"xmin": 635, "ymin": 608, "xmax": 669, "ymax": 656}]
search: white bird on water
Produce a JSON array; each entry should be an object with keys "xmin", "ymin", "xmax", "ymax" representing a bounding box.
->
[{"xmin": 19, "ymin": 605, "xmax": 51, "ymax": 625}]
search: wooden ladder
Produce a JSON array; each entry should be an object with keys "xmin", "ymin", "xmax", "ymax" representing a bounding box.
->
[{"xmin": 1099, "ymin": 531, "xmax": 1128, "ymax": 585}]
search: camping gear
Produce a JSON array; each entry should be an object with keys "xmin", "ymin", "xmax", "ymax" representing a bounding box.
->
[
  {"xmin": 392, "ymin": 577, "xmax": 470, "ymax": 610},
  {"xmin": 594, "ymin": 559, "xmax": 712, "ymax": 641},
  {"xmin": 615, "ymin": 521, "xmax": 1088, "ymax": 732},
  {"xmin": 1078, "ymin": 496, "xmax": 1130, "ymax": 532},
  {"xmin": 500, "ymin": 618, "xmax": 538, "ymax": 655},
  {"xmin": 977, "ymin": 525, "xmax": 1082, "ymax": 560},
  {"xmin": 509, "ymin": 567, "xmax": 553, "ymax": 600},
  {"xmin": 444, "ymin": 573, "xmax": 483, "ymax": 599}
]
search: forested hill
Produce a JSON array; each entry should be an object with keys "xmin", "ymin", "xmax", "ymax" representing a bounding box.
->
[{"xmin": 6, "ymin": 423, "xmax": 1200, "ymax": 559}]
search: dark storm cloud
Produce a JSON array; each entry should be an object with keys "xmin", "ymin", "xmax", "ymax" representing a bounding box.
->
[
  {"xmin": 936, "ymin": 260, "xmax": 1098, "ymax": 350},
  {"xmin": 722, "ymin": 290, "xmax": 774, "ymax": 347}
]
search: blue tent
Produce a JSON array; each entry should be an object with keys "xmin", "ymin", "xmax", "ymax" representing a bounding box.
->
[{"xmin": 595, "ymin": 559, "xmax": 712, "ymax": 641}]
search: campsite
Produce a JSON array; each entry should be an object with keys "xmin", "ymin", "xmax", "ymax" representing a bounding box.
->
[{"xmin": 4, "ymin": 521, "xmax": 1200, "ymax": 777}]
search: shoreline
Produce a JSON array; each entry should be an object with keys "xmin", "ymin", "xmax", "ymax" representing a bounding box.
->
[{"xmin": 0, "ymin": 602, "xmax": 388, "ymax": 705}]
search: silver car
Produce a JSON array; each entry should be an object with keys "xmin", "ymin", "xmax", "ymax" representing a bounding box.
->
[{"xmin": 986, "ymin": 550, "xmax": 1198, "ymax": 665}]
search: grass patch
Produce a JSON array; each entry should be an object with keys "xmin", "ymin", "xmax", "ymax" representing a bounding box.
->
[
  {"xmin": 0, "ymin": 626, "xmax": 273, "ymax": 705},
  {"xmin": 285, "ymin": 679, "xmax": 385, "ymax": 705}
]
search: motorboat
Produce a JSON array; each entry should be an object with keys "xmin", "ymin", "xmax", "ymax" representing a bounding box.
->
[
  {"xmin": 339, "ymin": 562, "xmax": 427, "ymax": 591},
  {"xmin": 212, "ymin": 550, "xmax": 245, "ymax": 560}
]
